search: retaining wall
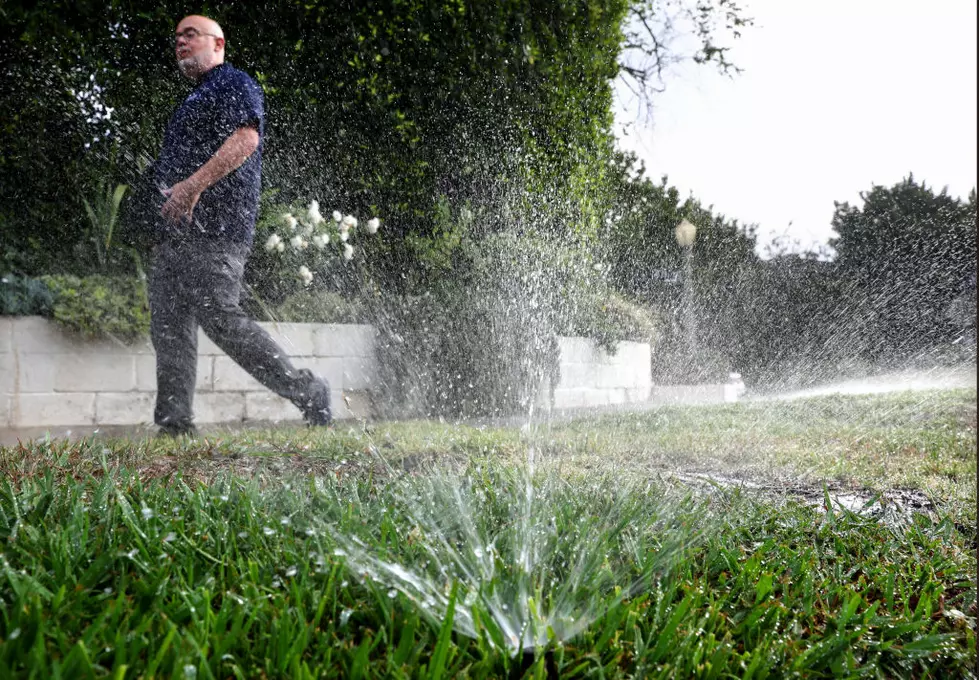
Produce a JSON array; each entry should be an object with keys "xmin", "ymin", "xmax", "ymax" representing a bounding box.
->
[
  {"xmin": 0, "ymin": 317, "xmax": 654, "ymax": 429},
  {"xmin": 542, "ymin": 337, "xmax": 652, "ymax": 410},
  {"xmin": 0, "ymin": 317, "xmax": 376, "ymax": 428}
]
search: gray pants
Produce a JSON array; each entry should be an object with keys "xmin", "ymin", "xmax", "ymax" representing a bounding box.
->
[{"xmin": 149, "ymin": 241, "xmax": 328, "ymax": 429}]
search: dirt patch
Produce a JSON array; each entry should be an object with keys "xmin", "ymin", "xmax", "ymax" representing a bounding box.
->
[{"xmin": 657, "ymin": 467, "xmax": 938, "ymax": 520}]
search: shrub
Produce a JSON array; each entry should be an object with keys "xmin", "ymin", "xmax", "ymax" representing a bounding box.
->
[
  {"xmin": 373, "ymin": 285, "xmax": 562, "ymax": 420},
  {"xmin": 39, "ymin": 275, "xmax": 150, "ymax": 341},
  {"xmin": 0, "ymin": 274, "xmax": 54, "ymax": 316},
  {"xmin": 562, "ymin": 291, "xmax": 661, "ymax": 353},
  {"xmin": 372, "ymin": 213, "xmax": 662, "ymax": 418},
  {"xmin": 246, "ymin": 193, "xmax": 382, "ymax": 308}
]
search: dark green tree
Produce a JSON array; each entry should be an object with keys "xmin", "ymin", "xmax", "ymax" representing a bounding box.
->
[{"xmin": 830, "ymin": 174, "xmax": 976, "ymax": 362}]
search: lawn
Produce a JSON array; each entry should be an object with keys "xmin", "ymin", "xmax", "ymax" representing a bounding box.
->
[{"xmin": 0, "ymin": 388, "xmax": 975, "ymax": 678}]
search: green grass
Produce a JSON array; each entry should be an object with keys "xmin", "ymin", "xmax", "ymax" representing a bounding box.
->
[
  {"xmin": 0, "ymin": 389, "xmax": 975, "ymax": 678},
  {"xmin": 541, "ymin": 388, "xmax": 977, "ymax": 508}
]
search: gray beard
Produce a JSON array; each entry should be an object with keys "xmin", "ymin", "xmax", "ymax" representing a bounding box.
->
[{"xmin": 177, "ymin": 57, "xmax": 200, "ymax": 79}]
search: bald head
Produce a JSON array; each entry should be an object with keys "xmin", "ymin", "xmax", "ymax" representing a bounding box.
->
[
  {"xmin": 183, "ymin": 15, "xmax": 224, "ymax": 39},
  {"xmin": 174, "ymin": 15, "xmax": 226, "ymax": 81}
]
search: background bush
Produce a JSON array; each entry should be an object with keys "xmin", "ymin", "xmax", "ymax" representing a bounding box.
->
[
  {"xmin": 38, "ymin": 275, "xmax": 150, "ymax": 341},
  {"xmin": 562, "ymin": 290, "xmax": 660, "ymax": 353},
  {"xmin": 0, "ymin": 274, "xmax": 54, "ymax": 317},
  {"xmin": 244, "ymin": 193, "xmax": 382, "ymax": 310},
  {"xmin": 371, "ymin": 202, "xmax": 660, "ymax": 418}
]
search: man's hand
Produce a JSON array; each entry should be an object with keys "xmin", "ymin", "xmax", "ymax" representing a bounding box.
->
[
  {"xmin": 161, "ymin": 179, "xmax": 203, "ymax": 225},
  {"xmin": 158, "ymin": 127, "xmax": 258, "ymax": 227}
]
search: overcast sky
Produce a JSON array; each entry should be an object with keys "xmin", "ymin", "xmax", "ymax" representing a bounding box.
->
[{"xmin": 613, "ymin": 0, "xmax": 978, "ymax": 255}]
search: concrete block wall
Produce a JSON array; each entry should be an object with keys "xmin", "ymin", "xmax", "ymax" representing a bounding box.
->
[
  {"xmin": 0, "ymin": 317, "xmax": 376, "ymax": 429},
  {"xmin": 540, "ymin": 337, "xmax": 653, "ymax": 410},
  {"xmin": 0, "ymin": 317, "xmax": 661, "ymax": 430}
]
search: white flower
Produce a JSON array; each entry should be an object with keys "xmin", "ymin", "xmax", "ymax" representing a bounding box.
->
[
  {"xmin": 265, "ymin": 233, "xmax": 282, "ymax": 252},
  {"xmin": 298, "ymin": 266, "xmax": 313, "ymax": 286},
  {"xmin": 312, "ymin": 234, "xmax": 329, "ymax": 249},
  {"xmin": 290, "ymin": 235, "xmax": 304, "ymax": 250},
  {"xmin": 276, "ymin": 242, "xmax": 285, "ymax": 253},
  {"xmin": 343, "ymin": 244, "xmax": 354, "ymax": 261},
  {"xmin": 308, "ymin": 200, "xmax": 324, "ymax": 226},
  {"xmin": 339, "ymin": 230, "xmax": 349, "ymax": 242},
  {"xmin": 283, "ymin": 214, "xmax": 298, "ymax": 231},
  {"xmin": 341, "ymin": 214, "xmax": 357, "ymax": 229},
  {"xmin": 366, "ymin": 217, "xmax": 380, "ymax": 234},
  {"xmin": 332, "ymin": 210, "xmax": 343, "ymax": 223}
]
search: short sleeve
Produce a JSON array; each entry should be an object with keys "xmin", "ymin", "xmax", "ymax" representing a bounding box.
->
[{"xmin": 216, "ymin": 71, "xmax": 264, "ymax": 138}]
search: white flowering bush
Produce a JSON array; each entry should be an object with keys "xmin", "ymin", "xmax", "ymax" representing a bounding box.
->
[
  {"xmin": 262, "ymin": 200, "xmax": 381, "ymax": 286},
  {"xmin": 247, "ymin": 195, "xmax": 383, "ymax": 311}
]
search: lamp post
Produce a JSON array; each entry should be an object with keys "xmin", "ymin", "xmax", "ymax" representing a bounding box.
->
[{"xmin": 674, "ymin": 218, "xmax": 697, "ymax": 366}]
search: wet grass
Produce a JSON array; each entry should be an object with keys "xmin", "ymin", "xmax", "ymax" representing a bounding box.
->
[
  {"xmin": 544, "ymin": 387, "xmax": 977, "ymax": 521},
  {"xmin": 0, "ymin": 388, "xmax": 975, "ymax": 677}
]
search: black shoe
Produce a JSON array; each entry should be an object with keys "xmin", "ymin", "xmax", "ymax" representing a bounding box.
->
[
  {"xmin": 297, "ymin": 369, "xmax": 333, "ymax": 427},
  {"xmin": 156, "ymin": 423, "xmax": 198, "ymax": 438},
  {"xmin": 303, "ymin": 404, "xmax": 333, "ymax": 427}
]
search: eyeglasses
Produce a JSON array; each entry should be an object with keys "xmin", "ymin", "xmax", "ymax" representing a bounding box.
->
[{"xmin": 174, "ymin": 27, "xmax": 220, "ymax": 43}]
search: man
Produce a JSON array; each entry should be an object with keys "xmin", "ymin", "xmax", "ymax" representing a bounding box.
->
[{"xmin": 149, "ymin": 15, "xmax": 331, "ymax": 436}]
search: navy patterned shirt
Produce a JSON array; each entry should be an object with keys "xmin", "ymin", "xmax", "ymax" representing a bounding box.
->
[{"xmin": 155, "ymin": 63, "xmax": 264, "ymax": 247}]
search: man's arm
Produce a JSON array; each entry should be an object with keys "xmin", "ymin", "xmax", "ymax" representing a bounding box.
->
[{"xmin": 160, "ymin": 125, "xmax": 259, "ymax": 225}]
